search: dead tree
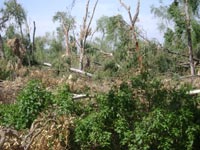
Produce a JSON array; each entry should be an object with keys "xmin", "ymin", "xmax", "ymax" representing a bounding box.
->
[
  {"xmin": 25, "ymin": 20, "xmax": 37, "ymax": 66},
  {"xmin": 79, "ymin": 0, "xmax": 98, "ymax": 70},
  {"xmin": 7, "ymin": 38, "xmax": 26, "ymax": 66},
  {"xmin": 119, "ymin": 0, "xmax": 141, "ymax": 69}
]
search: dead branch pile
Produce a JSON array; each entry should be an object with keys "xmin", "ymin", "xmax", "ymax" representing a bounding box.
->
[
  {"xmin": 0, "ymin": 77, "xmax": 27, "ymax": 104},
  {"xmin": 0, "ymin": 126, "xmax": 23, "ymax": 150},
  {"xmin": 0, "ymin": 113, "xmax": 75, "ymax": 150}
]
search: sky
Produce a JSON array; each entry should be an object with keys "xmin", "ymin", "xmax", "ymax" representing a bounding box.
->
[{"xmin": 0, "ymin": 0, "xmax": 172, "ymax": 42}]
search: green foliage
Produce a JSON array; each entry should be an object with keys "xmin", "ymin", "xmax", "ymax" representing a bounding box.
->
[
  {"xmin": 133, "ymin": 108, "xmax": 200, "ymax": 150},
  {"xmin": 15, "ymin": 80, "xmax": 52, "ymax": 129},
  {"xmin": 0, "ymin": 104, "xmax": 19, "ymax": 127},
  {"xmin": 74, "ymin": 72, "xmax": 200, "ymax": 149},
  {"xmin": 0, "ymin": 59, "xmax": 13, "ymax": 80},
  {"xmin": 104, "ymin": 60, "xmax": 119, "ymax": 73},
  {"xmin": 0, "ymin": 80, "xmax": 53, "ymax": 129},
  {"xmin": 75, "ymin": 81, "xmax": 136, "ymax": 149},
  {"xmin": 53, "ymin": 84, "xmax": 82, "ymax": 115},
  {"xmin": 152, "ymin": 0, "xmax": 200, "ymax": 59},
  {"xmin": 154, "ymin": 53, "xmax": 175, "ymax": 73},
  {"xmin": 96, "ymin": 15, "xmax": 131, "ymax": 52},
  {"xmin": 0, "ymin": 0, "xmax": 27, "ymax": 29}
]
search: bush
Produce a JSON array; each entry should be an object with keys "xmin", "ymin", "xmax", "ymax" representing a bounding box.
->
[
  {"xmin": 75, "ymin": 82, "xmax": 136, "ymax": 150},
  {"xmin": 16, "ymin": 80, "xmax": 52, "ymax": 129},
  {"xmin": 53, "ymin": 84, "xmax": 82, "ymax": 115},
  {"xmin": 0, "ymin": 80, "xmax": 52, "ymax": 129},
  {"xmin": 0, "ymin": 59, "xmax": 13, "ymax": 80},
  {"xmin": 133, "ymin": 108, "xmax": 200, "ymax": 150},
  {"xmin": 74, "ymin": 72, "xmax": 200, "ymax": 150},
  {"xmin": 0, "ymin": 104, "xmax": 19, "ymax": 127}
]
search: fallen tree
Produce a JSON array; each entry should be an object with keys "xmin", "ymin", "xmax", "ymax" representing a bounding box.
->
[{"xmin": 69, "ymin": 68, "xmax": 93, "ymax": 77}]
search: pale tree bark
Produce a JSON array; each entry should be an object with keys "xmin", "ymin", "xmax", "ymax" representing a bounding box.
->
[
  {"xmin": 61, "ymin": 14, "xmax": 73, "ymax": 57},
  {"xmin": 79, "ymin": 0, "xmax": 98, "ymax": 70},
  {"xmin": 32, "ymin": 21, "xmax": 36, "ymax": 53},
  {"xmin": 63, "ymin": 24, "xmax": 71, "ymax": 56},
  {"xmin": 0, "ymin": 34, "xmax": 4, "ymax": 58},
  {"xmin": 118, "ymin": 0, "xmax": 141, "ymax": 69},
  {"xmin": 185, "ymin": 0, "xmax": 195, "ymax": 75}
]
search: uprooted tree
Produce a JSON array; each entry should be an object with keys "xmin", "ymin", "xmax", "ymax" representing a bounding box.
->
[{"xmin": 0, "ymin": 0, "xmax": 36, "ymax": 65}]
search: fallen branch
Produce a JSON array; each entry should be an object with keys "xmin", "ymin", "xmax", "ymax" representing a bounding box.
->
[
  {"xmin": 164, "ymin": 48, "xmax": 200, "ymax": 63},
  {"xmin": 70, "ymin": 68, "xmax": 93, "ymax": 77},
  {"xmin": 24, "ymin": 119, "xmax": 58, "ymax": 150},
  {"xmin": 99, "ymin": 50, "xmax": 113, "ymax": 57},
  {"xmin": 43, "ymin": 62, "xmax": 52, "ymax": 67},
  {"xmin": 0, "ymin": 128, "xmax": 19, "ymax": 149},
  {"xmin": 73, "ymin": 94, "xmax": 88, "ymax": 100},
  {"xmin": 93, "ymin": 61, "xmax": 102, "ymax": 66},
  {"xmin": 179, "ymin": 75, "xmax": 200, "ymax": 79},
  {"xmin": 188, "ymin": 89, "xmax": 200, "ymax": 95}
]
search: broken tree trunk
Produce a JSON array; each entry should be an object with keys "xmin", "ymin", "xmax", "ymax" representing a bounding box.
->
[
  {"xmin": 70, "ymin": 67, "xmax": 93, "ymax": 77},
  {"xmin": 0, "ymin": 34, "xmax": 4, "ymax": 58},
  {"xmin": 119, "ymin": 0, "xmax": 141, "ymax": 69},
  {"xmin": 79, "ymin": 0, "xmax": 98, "ymax": 70},
  {"xmin": 185, "ymin": 0, "xmax": 195, "ymax": 75}
]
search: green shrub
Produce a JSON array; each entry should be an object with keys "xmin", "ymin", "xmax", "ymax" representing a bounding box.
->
[
  {"xmin": 75, "ymin": 82, "xmax": 136, "ymax": 150},
  {"xmin": 0, "ymin": 59, "xmax": 13, "ymax": 80},
  {"xmin": 74, "ymin": 72, "xmax": 200, "ymax": 150},
  {"xmin": 0, "ymin": 104, "xmax": 19, "ymax": 127},
  {"xmin": 16, "ymin": 80, "xmax": 52, "ymax": 129},
  {"xmin": 53, "ymin": 84, "xmax": 82, "ymax": 115},
  {"xmin": 133, "ymin": 108, "xmax": 200, "ymax": 150},
  {"xmin": 104, "ymin": 60, "xmax": 119, "ymax": 73}
]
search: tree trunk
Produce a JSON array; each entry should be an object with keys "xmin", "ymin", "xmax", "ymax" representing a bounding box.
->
[
  {"xmin": 185, "ymin": 0, "xmax": 195, "ymax": 75},
  {"xmin": 79, "ymin": 47, "xmax": 84, "ymax": 70},
  {"xmin": 62, "ymin": 23, "xmax": 71, "ymax": 56},
  {"xmin": 0, "ymin": 34, "xmax": 4, "ymax": 58},
  {"xmin": 78, "ymin": 0, "xmax": 98, "ymax": 71},
  {"xmin": 65, "ymin": 30, "xmax": 70, "ymax": 56},
  {"xmin": 32, "ymin": 21, "xmax": 36, "ymax": 53}
]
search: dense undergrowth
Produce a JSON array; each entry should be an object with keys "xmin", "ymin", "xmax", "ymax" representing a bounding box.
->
[{"xmin": 0, "ymin": 72, "xmax": 200, "ymax": 149}]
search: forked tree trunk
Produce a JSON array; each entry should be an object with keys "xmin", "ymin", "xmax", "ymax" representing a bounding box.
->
[
  {"xmin": 79, "ymin": 0, "xmax": 98, "ymax": 70},
  {"xmin": 119, "ymin": 0, "xmax": 141, "ymax": 69},
  {"xmin": 185, "ymin": 0, "xmax": 195, "ymax": 75}
]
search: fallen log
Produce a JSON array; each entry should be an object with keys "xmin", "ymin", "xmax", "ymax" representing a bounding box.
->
[
  {"xmin": 99, "ymin": 50, "xmax": 113, "ymax": 57},
  {"xmin": 188, "ymin": 89, "xmax": 200, "ymax": 95},
  {"xmin": 43, "ymin": 62, "xmax": 52, "ymax": 67},
  {"xmin": 69, "ymin": 68, "xmax": 93, "ymax": 77},
  {"xmin": 179, "ymin": 75, "xmax": 200, "ymax": 79},
  {"xmin": 73, "ymin": 94, "xmax": 88, "ymax": 100}
]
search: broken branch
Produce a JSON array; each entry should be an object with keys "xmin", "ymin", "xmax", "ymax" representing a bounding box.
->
[{"xmin": 70, "ymin": 68, "xmax": 93, "ymax": 77}]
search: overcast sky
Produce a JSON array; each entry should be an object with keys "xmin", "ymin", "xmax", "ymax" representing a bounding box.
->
[{"xmin": 0, "ymin": 0, "xmax": 172, "ymax": 42}]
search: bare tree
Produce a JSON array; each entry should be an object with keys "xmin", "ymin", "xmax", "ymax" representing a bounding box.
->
[
  {"xmin": 184, "ymin": 0, "xmax": 195, "ymax": 75},
  {"xmin": 118, "ymin": 0, "xmax": 141, "ymax": 69},
  {"xmin": 79, "ymin": 0, "xmax": 98, "ymax": 70}
]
